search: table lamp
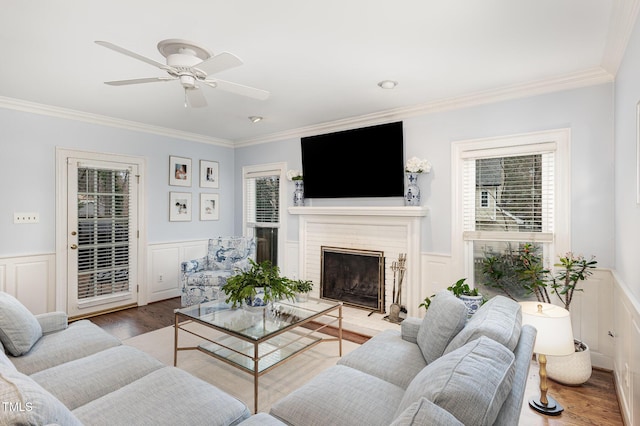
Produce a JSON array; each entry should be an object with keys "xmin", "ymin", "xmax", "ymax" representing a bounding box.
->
[{"xmin": 520, "ymin": 301, "xmax": 575, "ymax": 416}]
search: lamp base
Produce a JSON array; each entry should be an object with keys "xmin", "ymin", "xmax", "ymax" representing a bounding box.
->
[{"xmin": 529, "ymin": 395, "xmax": 564, "ymax": 416}]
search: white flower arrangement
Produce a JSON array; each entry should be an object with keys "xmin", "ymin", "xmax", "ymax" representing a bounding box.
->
[
  {"xmin": 286, "ymin": 169, "xmax": 303, "ymax": 181},
  {"xmin": 405, "ymin": 157, "xmax": 432, "ymax": 174}
]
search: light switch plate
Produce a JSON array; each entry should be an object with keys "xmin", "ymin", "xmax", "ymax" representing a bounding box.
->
[{"xmin": 14, "ymin": 212, "xmax": 40, "ymax": 224}]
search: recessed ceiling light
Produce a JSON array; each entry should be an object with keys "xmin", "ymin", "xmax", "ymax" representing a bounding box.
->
[
  {"xmin": 378, "ymin": 80, "xmax": 398, "ymax": 89},
  {"xmin": 249, "ymin": 116, "xmax": 263, "ymax": 123}
]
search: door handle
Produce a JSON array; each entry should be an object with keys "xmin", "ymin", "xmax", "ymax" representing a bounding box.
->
[{"xmin": 70, "ymin": 244, "xmax": 78, "ymax": 250}]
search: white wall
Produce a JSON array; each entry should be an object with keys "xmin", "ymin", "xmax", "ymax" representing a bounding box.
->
[{"xmin": 613, "ymin": 9, "xmax": 640, "ymax": 425}]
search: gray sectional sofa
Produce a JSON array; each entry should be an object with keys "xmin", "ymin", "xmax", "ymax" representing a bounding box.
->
[
  {"xmin": 0, "ymin": 290, "xmax": 535, "ymax": 425},
  {"xmin": 268, "ymin": 292, "xmax": 536, "ymax": 426},
  {"xmin": 0, "ymin": 292, "xmax": 252, "ymax": 425}
]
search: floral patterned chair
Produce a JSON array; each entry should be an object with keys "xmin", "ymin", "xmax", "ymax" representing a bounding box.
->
[{"xmin": 180, "ymin": 236, "xmax": 256, "ymax": 307}]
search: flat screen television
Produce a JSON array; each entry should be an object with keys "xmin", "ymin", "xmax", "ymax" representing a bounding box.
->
[{"xmin": 301, "ymin": 121, "xmax": 404, "ymax": 198}]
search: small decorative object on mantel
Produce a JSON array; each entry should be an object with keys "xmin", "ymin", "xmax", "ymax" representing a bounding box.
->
[
  {"xmin": 404, "ymin": 156, "xmax": 431, "ymax": 206},
  {"xmin": 287, "ymin": 169, "xmax": 305, "ymax": 206},
  {"xmin": 387, "ymin": 253, "xmax": 407, "ymax": 323}
]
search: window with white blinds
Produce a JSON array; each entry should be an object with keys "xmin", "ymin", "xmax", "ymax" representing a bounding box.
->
[
  {"xmin": 453, "ymin": 130, "xmax": 570, "ymax": 290},
  {"xmin": 462, "ymin": 147, "xmax": 555, "ymax": 244},
  {"xmin": 77, "ymin": 167, "xmax": 131, "ymax": 299},
  {"xmin": 244, "ymin": 165, "xmax": 284, "ymax": 265}
]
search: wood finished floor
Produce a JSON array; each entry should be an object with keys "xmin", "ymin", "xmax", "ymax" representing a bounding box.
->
[{"xmin": 89, "ymin": 298, "xmax": 624, "ymax": 425}]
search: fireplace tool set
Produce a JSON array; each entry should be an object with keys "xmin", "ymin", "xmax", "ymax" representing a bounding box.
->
[{"xmin": 387, "ymin": 253, "xmax": 406, "ymax": 323}]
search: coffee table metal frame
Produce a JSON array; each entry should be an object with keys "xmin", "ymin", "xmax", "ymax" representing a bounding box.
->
[{"xmin": 174, "ymin": 299, "xmax": 343, "ymax": 413}]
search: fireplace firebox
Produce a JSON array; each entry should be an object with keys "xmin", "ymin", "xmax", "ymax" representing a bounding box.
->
[{"xmin": 320, "ymin": 246, "xmax": 384, "ymax": 312}]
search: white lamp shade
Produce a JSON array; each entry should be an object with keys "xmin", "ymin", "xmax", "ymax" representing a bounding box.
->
[{"xmin": 520, "ymin": 302, "xmax": 574, "ymax": 356}]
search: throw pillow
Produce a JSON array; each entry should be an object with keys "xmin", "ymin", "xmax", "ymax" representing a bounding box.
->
[
  {"xmin": 443, "ymin": 295, "xmax": 522, "ymax": 355},
  {"xmin": 0, "ymin": 292, "xmax": 42, "ymax": 356},
  {"xmin": 0, "ymin": 365, "xmax": 82, "ymax": 425},
  {"xmin": 397, "ymin": 336, "xmax": 516, "ymax": 426},
  {"xmin": 416, "ymin": 290, "xmax": 468, "ymax": 364}
]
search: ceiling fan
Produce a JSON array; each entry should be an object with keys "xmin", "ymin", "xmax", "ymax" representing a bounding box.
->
[{"xmin": 95, "ymin": 39, "xmax": 270, "ymax": 108}]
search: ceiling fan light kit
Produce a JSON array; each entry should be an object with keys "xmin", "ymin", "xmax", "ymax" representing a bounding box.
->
[{"xmin": 96, "ymin": 38, "xmax": 270, "ymax": 108}]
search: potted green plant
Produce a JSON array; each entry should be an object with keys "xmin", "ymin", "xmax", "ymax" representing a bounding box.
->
[
  {"xmin": 545, "ymin": 252, "xmax": 597, "ymax": 385},
  {"xmin": 221, "ymin": 259, "xmax": 296, "ymax": 308},
  {"xmin": 289, "ymin": 278, "xmax": 313, "ymax": 302},
  {"xmin": 419, "ymin": 278, "xmax": 485, "ymax": 316},
  {"xmin": 448, "ymin": 278, "xmax": 485, "ymax": 317}
]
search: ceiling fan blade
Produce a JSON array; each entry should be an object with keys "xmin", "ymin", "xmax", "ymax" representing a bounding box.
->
[
  {"xmin": 95, "ymin": 41, "xmax": 169, "ymax": 70},
  {"xmin": 185, "ymin": 88, "xmax": 207, "ymax": 108},
  {"xmin": 104, "ymin": 77, "xmax": 176, "ymax": 86},
  {"xmin": 195, "ymin": 52, "xmax": 243, "ymax": 75},
  {"xmin": 204, "ymin": 79, "xmax": 270, "ymax": 100}
]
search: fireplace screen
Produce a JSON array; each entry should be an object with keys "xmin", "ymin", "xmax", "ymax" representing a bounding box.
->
[{"xmin": 320, "ymin": 246, "xmax": 384, "ymax": 312}]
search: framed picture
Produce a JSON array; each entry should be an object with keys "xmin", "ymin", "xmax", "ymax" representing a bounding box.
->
[
  {"xmin": 200, "ymin": 193, "xmax": 219, "ymax": 221},
  {"xmin": 200, "ymin": 160, "xmax": 219, "ymax": 188},
  {"xmin": 169, "ymin": 192, "xmax": 192, "ymax": 222},
  {"xmin": 169, "ymin": 156, "xmax": 192, "ymax": 187}
]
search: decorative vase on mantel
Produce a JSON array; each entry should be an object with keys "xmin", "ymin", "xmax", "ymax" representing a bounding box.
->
[
  {"xmin": 404, "ymin": 172, "xmax": 421, "ymax": 206},
  {"xmin": 293, "ymin": 180, "xmax": 305, "ymax": 206}
]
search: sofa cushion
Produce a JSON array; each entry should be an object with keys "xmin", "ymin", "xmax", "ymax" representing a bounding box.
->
[
  {"xmin": 270, "ymin": 365, "xmax": 404, "ymax": 426},
  {"xmin": 0, "ymin": 343, "xmax": 16, "ymax": 371},
  {"xmin": 72, "ymin": 366, "xmax": 251, "ymax": 426},
  {"xmin": 337, "ymin": 329, "xmax": 427, "ymax": 389},
  {"xmin": 10, "ymin": 320, "xmax": 121, "ymax": 375},
  {"xmin": 0, "ymin": 292, "xmax": 43, "ymax": 356},
  {"xmin": 0, "ymin": 364, "xmax": 83, "ymax": 425},
  {"xmin": 416, "ymin": 290, "xmax": 468, "ymax": 364},
  {"xmin": 31, "ymin": 345, "xmax": 165, "ymax": 410},
  {"xmin": 397, "ymin": 336, "xmax": 515, "ymax": 426},
  {"xmin": 391, "ymin": 397, "xmax": 464, "ymax": 426},
  {"xmin": 444, "ymin": 295, "xmax": 522, "ymax": 355}
]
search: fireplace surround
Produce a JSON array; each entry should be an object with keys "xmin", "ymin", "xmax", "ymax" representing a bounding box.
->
[{"xmin": 289, "ymin": 206, "xmax": 428, "ymax": 316}]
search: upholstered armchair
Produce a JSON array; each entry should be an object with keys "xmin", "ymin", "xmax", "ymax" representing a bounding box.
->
[{"xmin": 180, "ymin": 236, "xmax": 256, "ymax": 307}]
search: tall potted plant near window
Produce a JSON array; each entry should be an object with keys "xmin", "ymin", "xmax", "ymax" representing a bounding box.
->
[{"xmin": 545, "ymin": 253, "xmax": 597, "ymax": 385}]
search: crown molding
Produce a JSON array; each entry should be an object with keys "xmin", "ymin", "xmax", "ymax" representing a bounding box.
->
[
  {"xmin": 0, "ymin": 65, "xmax": 616, "ymax": 150},
  {"xmin": 234, "ymin": 67, "xmax": 614, "ymax": 147},
  {"xmin": 0, "ymin": 96, "xmax": 234, "ymax": 147},
  {"xmin": 601, "ymin": 0, "xmax": 640, "ymax": 75}
]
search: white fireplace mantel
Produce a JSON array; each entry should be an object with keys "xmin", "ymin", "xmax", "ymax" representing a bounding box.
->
[
  {"xmin": 289, "ymin": 205, "xmax": 428, "ymax": 317},
  {"xmin": 288, "ymin": 205, "xmax": 429, "ymax": 217}
]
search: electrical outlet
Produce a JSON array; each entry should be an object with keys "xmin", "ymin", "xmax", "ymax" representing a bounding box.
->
[
  {"xmin": 158, "ymin": 274, "xmax": 163, "ymax": 282},
  {"xmin": 14, "ymin": 212, "xmax": 39, "ymax": 224}
]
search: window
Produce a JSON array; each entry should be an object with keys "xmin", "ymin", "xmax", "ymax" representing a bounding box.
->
[
  {"xmin": 452, "ymin": 129, "xmax": 570, "ymax": 295},
  {"xmin": 243, "ymin": 163, "xmax": 286, "ymax": 266}
]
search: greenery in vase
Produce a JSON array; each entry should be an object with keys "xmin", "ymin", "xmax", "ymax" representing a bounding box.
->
[
  {"xmin": 289, "ymin": 278, "xmax": 313, "ymax": 294},
  {"xmin": 221, "ymin": 259, "xmax": 296, "ymax": 308},
  {"xmin": 419, "ymin": 278, "xmax": 484, "ymax": 310}
]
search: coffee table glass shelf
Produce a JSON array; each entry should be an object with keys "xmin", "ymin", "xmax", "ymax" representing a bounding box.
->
[{"xmin": 174, "ymin": 298, "xmax": 343, "ymax": 413}]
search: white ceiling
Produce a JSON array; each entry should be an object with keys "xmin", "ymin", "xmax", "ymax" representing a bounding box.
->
[{"xmin": 0, "ymin": 1, "xmax": 634, "ymax": 146}]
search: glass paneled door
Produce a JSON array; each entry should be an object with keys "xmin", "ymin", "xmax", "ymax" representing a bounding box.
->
[{"xmin": 67, "ymin": 159, "xmax": 139, "ymax": 317}]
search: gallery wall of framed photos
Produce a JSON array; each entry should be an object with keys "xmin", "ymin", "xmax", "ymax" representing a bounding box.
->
[{"xmin": 168, "ymin": 155, "xmax": 220, "ymax": 222}]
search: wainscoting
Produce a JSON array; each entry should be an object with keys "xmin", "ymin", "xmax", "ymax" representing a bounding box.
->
[{"xmin": 0, "ymin": 253, "xmax": 55, "ymax": 314}]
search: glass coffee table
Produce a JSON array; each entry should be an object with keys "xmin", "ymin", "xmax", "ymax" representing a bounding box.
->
[{"xmin": 174, "ymin": 298, "xmax": 342, "ymax": 413}]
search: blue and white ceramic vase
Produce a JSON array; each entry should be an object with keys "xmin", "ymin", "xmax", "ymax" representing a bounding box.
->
[
  {"xmin": 404, "ymin": 172, "xmax": 421, "ymax": 206},
  {"xmin": 293, "ymin": 180, "xmax": 305, "ymax": 206}
]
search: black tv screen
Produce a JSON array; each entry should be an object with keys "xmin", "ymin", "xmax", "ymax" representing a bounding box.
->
[{"xmin": 301, "ymin": 121, "xmax": 404, "ymax": 198}]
